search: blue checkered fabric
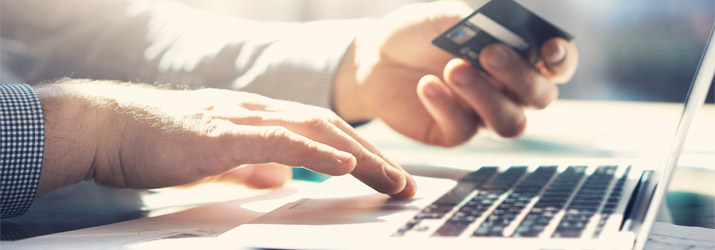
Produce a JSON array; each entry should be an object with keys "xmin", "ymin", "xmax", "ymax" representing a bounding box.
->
[{"xmin": 1, "ymin": 84, "xmax": 44, "ymax": 218}]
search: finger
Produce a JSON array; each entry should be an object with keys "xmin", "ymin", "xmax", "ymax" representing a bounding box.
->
[
  {"xmin": 230, "ymin": 125, "xmax": 357, "ymax": 176},
  {"xmin": 444, "ymin": 58, "xmax": 527, "ymax": 137},
  {"xmin": 216, "ymin": 164, "xmax": 293, "ymax": 189},
  {"xmin": 540, "ymin": 38, "xmax": 579, "ymax": 83},
  {"xmin": 234, "ymin": 114, "xmax": 408, "ymax": 195},
  {"xmin": 261, "ymin": 107, "xmax": 416, "ymax": 197},
  {"xmin": 479, "ymin": 44, "xmax": 559, "ymax": 109},
  {"xmin": 328, "ymin": 116, "xmax": 417, "ymax": 198},
  {"xmin": 416, "ymin": 74, "xmax": 479, "ymax": 147}
]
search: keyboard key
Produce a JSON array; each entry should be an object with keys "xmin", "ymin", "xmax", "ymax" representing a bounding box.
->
[
  {"xmin": 422, "ymin": 205, "xmax": 454, "ymax": 213},
  {"xmin": 433, "ymin": 223, "xmax": 469, "ymax": 237},
  {"xmin": 461, "ymin": 167, "xmax": 499, "ymax": 183},
  {"xmin": 551, "ymin": 166, "xmax": 616, "ymax": 238},
  {"xmin": 553, "ymin": 231, "xmax": 582, "ymax": 238},
  {"xmin": 480, "ymin": 167, "xmax": 528, "ymax": 192},
  {"xmin": 393, "ymin": 166, "xmax": 500, "ymax": 236},
  {"xmin": 472, "ymin": 166, "xmax": 557, "ymax": 237},
  {"xmin": 514, "ymin": 166, "xmax": 587, "ymax": 237},
  {"xmin": 415, "ymin": 212, "xmax": 447, "ymax": 220},
  {"xmin": 434, "ymin": 182, "xmax": 480, "ymax": 206},
  {"xmin": 592, "ymin": 166, "xmax": 630, "ymax": 238}
]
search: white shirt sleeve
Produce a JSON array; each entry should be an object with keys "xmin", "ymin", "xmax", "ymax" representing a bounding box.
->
[{"xmin": 0, "ymin": 0, "xmax": 368, "ymax": 109}]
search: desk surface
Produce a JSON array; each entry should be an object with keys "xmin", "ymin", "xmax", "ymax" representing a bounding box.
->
[
  {"xmin": 359, "ymin": 100, "xmax": 714, "ymax": 163},
  {"xmin": 2, "ymin": 100, "xmax": 714, "ymax": 247}
]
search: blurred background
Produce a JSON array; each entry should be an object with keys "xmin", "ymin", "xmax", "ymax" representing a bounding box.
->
[
  {"xmin": 3, "ymin": 1, "xmax": 714, "ymax": 241},
  {"xmin": 176, "ymin": 0, "xmax": 715, "ymax": 103}
]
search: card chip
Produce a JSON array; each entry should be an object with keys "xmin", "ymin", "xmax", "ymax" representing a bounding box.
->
[{"xmin": 447, "ymin": 25, "xmax": 477, "ymax": 45}]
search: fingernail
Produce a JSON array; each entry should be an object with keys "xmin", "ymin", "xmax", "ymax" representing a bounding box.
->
[
  {"xmin": 425, "ymin": 83, "xmax": 442, "ymax": 98},
  {"xmin": 384, "ymin": 165, "xmax": 405, "ymax": 184},
  {"xmin": 546, "ymin": 42, "xmax": 566, "ymax": 64},
  {"xmin": 485, "ymin": 45, "xmax": 509, "ymax": 69},
  {"xmin": 334, "ymin": 151, "xmax": 354, "ymax": 163}
]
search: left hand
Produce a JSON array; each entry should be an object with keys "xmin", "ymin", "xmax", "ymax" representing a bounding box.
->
[
  {"xmin": 334, "ymin": 1, "xmax": 579, "ymax": 146},
  {"xmin": 36, "ymin": 83, "xmax": 415, "ymax": 198}
]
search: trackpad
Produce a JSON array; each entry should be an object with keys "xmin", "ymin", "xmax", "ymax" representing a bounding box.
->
[
  {"xmin": 247, "ymin": 175, "xmax": 455, "ymax": 226},
  {"xmin": 290, "ymin": 195, "xmax": 417, "ymax": 210}
]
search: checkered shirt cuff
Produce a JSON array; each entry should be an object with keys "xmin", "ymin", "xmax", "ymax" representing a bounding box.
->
[{"xmin": 1, "ymin": 84, "xmax": 44, "ymax": 218}]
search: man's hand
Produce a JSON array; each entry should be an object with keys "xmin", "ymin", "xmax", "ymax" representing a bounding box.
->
[
  {"xmin": 334, "ymin": 1, "xmax": 579, "ymax": 146},
  {"xmin": 34, "ymin": 81, "xmax": 416, "ymax": 198}
]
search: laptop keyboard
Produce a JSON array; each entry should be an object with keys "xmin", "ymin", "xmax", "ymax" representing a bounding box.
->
[
  {"xmin": 439, "ymin": 167, "xmax": 528, "ymax": 237},
  {"xmin": 476, "ymin": 166, "xmax": 557, "ymax": 237},
  {"xmin": 551, "ymin": 166, "xmax": 616, "ymax": 238},
  {"xmin": 515, "ymin": 166, "xmax": 589, "ymax": 237},
  {"xmin": 393, "ymin": 165, "xmax": 630, "ymax": 238},
  {"xmin": 592, "ymin": 167, "xmax": 629, "ymax": 238}
]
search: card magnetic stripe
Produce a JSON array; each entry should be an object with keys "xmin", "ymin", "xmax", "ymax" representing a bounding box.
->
[{"xmin": 432, "ymin": 0, "xmax": 573, "ymax": 70}]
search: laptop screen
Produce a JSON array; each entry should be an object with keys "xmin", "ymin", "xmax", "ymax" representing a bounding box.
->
[{"xmin": 633, "ymin": 23, "xmax": 715, "ymax": 249}]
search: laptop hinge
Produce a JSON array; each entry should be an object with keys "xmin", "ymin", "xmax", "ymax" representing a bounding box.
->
[{"xmin": 621, "ymin": 170, "xmax": 656, "ymax": 234}]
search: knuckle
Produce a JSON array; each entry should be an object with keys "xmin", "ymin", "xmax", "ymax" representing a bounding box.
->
[
  {"xmin": 350, "ymin": 148, "xmax": 373, "ymax": 165},
  {"xmin": 315, "ymin": 108, "xmax": 342, "ymax": 123},
  {"xmin": 533, "ymin": 83, "xmax": 559, "ymax": 110},
  {"xmin": 258, "ymin": 126, "xmax": 297, "ymax": 163},
  {"xmin": 327, "ymin": 116, "xmax": 348, "ymax": 129},
  {"xmin": 304, "ymin": 116, "xmax": 332, "ymax": 134},
  {"xmin": 533, "ymin": 89, "xmax": 557, "ymax": 110},
  {"xmin": 514, "ymin": 70, "xmax": 555, "ymax": 109},
  {"xmin": 303, "ymin": 140, "xmax": 323, "ymax": 153},
  {"xmin": 263, "ymin": 126, "xmax": 292, "ymax": 145},
  {"xmin": 496, "ymin": 114, "xmax": 526, "ymax": 138},
  {"xmin": 195, "ymin": 113, "xmax": 228, "ymax": 137},
  {"xmin": 515, "ymin": 70, "xmax": 539, "ymax": 100}
]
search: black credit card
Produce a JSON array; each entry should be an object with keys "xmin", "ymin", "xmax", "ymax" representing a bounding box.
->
[{"xmin": 432, "ymin": 0, "xmax": 573, "ymax": 71}]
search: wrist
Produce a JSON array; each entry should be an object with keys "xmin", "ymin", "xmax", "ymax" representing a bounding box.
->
[
  {"xmin": 33, "ymin": 83, "xmax": 107, "ymax": 196},
  {"xmin": 333, "ymin": 40, "xmax": 374, "ymax": 123}
]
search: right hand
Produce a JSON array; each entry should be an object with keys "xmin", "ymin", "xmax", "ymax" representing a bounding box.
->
[
  {"xmin": 334, "ymin": 1, "xmax": 578, "ymax": 147},
  {"xmin": 35, "ymin": 81, "xmax": 416, "ymax": 198}
]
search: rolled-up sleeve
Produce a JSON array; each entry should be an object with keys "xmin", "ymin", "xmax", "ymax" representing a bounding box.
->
[
  {"xmin": 1, "ymin": 84, "xmax": 44, "ymax": 218},
  {"xmin": 2, "ymin": 0, "xmax": 367, "ymax": 110}
]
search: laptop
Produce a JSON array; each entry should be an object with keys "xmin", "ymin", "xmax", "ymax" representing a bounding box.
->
[{"xmin": 220, "ymin": 21, "xmax": 715, "ymax": 250}]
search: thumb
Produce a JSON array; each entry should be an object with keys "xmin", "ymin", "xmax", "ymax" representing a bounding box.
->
[
  {"xmin": 216, "ymin": 164, "xmax": 293, "ymax": 189},
  {"xmin": 176, "ymin": 164, "xmax": 293, "ymax": 189}
]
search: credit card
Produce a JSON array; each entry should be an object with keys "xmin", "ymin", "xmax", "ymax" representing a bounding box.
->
[{"xmin": 432, "ymin": 0, "xmax": 573, "ymax": 71}]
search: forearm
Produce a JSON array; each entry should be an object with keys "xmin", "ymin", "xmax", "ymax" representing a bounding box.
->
[
  {"xmin": 34, "ymin": 81, "xmax": 218, "ymax": 192},
  {"xmin": 4, "ymin": 0, "xmax": 363, "ymax": 110},
  {"xmin": 333, "ymin": 41, "xmax": 372, "ymax": 123},
  {"xmin": 33, "ymin": 80, "xmax": 195, "ymax": 195}
]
